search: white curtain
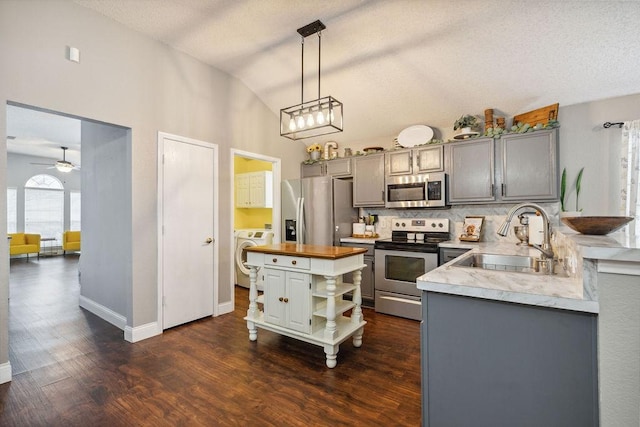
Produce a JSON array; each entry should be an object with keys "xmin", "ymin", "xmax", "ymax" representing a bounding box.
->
[{"xmin": 620, "ymin": 120, "xmax": 640, "ymax": 236}]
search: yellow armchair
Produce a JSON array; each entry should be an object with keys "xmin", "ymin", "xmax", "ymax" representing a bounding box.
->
[
  {"xmin": 9, "ymin": 233, "xmax": 41, "ymax": 259},
  {"xmin": 63, "ymin": 231, "xmax": 81, "ymax": 255}
]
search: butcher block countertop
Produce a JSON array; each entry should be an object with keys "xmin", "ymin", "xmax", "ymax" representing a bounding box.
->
[{"xmin": 245, "ymin": 243, "xmax": 367, "ymax": 260}]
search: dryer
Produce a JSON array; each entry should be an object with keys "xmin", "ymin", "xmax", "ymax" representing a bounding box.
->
[{"xmin": 235, "ymin": 230, "xmax": 274, "ymax": 289}]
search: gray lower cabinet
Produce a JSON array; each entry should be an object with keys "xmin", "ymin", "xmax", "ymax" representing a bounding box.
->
[
  {"xmin": 438, "ymin": 247, "xmax": 471, "ymax": 266},
  {"xmin": 421, "ymin": 292, "xmax": 598, "ymax": 427},
  {"xmin": 353, "ymin": 153, "xmax": 385, "ymax": 207},
  {"xmin": 341, "ymin": 243, "xmax": 374, "ymax": 307}
]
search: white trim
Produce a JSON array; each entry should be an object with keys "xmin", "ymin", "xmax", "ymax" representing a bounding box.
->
[
  {"xmin": 230, "ymin": 149, "xmax": 281, "ymax": 313},
  {"xmin": 124, "ymin": 322, "xmax": 162, "ymax": 343},
  {"xmin": 217, "ymin": 300, "xmax": 234, "ymax": 316},
  {"xmin": 79, "ymin": 295, "xmax": 127, "ymax": 329},
  {"xmin": 597, "ymin": 260, "xmax": 640, "ymax": 276},
  {"xmin": 157, "ymin": 132, "xmax": 219, "ymax": 331},
  {"xmin": 0, "ymin": 362, "xmax": 12, "ymax": 384}
]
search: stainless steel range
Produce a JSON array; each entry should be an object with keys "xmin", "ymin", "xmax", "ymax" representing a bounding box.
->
[{"xmin": 374, "ymin": 217, "xmax": 450, "ymax": 320}]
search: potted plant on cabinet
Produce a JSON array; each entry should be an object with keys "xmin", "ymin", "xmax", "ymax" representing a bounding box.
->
[
  {"xmin": 453, "ymin": 115, "xmax": 479, "ymax": 139},
  {"xmin": 560, "ymin": 167, "xmax": 584, "ymax": 218}
]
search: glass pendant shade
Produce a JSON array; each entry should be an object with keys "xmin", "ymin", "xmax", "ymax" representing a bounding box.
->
[{"xmin": 280, "ymin": 96, "xmax": 343, "ymax": 140}]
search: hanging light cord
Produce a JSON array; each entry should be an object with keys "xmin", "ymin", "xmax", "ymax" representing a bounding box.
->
[
  {"xmin": 300, "ymin": 36, "xmax": 304, "ymax": 106},
  {"xmin": 317, "ymin": 30, "xmax": 322, "ymax": 101}
]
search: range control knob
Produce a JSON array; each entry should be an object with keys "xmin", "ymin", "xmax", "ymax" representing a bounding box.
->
[
  {"xmin": 438, "ymin": 222, "xmax": 444, "ymax": 228},
  {"xmin": 431, "ymin": 223, "xmax": 436, "ymax": 228},
  {"xmin": 402, "ymin": 222, "xmax": 406, "ymax": 227}
]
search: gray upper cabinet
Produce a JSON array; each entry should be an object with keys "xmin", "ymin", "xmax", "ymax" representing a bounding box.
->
[
  {"xmin": 386, "ymin": 145, "xmax": 444, "ymax": 176},
  {"xmin": 447, "ymin": 129, "xmax": 559, "ymax": 204},
  {"xmin": 448, "ymin": 138, "xmax": 496, "ymax": 203},
  {"xmin": 301, "ymin": 158, "xmax": 352, "ymax": 178},
  {"xmin": 300, "ymin": 162, "xmax": 324, "ymax": 178},
  {"xmin": 415, "ymin": 146, "xmax": 444, "ymax": 174},
  {"xmin": 500, "ymin": 130, "xmax": 558, "ymax": 201},
  {"xmin": 353, "ymin": 153, "xmax": 385, "ymax": 207}
]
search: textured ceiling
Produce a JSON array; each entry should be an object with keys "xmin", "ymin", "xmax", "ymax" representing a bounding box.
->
[{"xmin": 9, "ymin": 1, "xmax": 640, "ymax": 156}]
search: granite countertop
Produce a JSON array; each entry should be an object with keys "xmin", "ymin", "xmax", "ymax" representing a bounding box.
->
[
  {"xmin": 418, "ymin": 242, "xmax": 598, "ymax": 313},
  {"xmin": 559, "ymin": 227, "xmax": 640, "ymax": 262},
  {"xmin": 245, "ymin": 243, "xmax": 367, "ymax": 259},
  {"xmin": 340, "ymin": 237, "xmax": 379, "ymax": 245},
  {"xmin": 419, "ymin": 230, "xmax": 640, "ymax": 314}
]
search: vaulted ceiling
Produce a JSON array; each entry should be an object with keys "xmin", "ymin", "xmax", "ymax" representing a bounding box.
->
[{"xmin": 9, "ymin": 0, "xmax": 640, "ymax": 159}]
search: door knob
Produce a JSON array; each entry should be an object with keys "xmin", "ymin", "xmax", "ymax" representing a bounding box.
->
[{"xmin": 205, "ymin": 237, "xmax": 213, "ymax": 244}]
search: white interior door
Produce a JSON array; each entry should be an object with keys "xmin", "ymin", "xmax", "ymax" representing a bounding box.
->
[{"xmin": 162, "ymin": 135, "xmax": 215, "ymax": 329}]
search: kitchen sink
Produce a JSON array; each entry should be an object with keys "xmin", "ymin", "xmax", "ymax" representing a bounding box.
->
[{"xmin": 451, "ymin": 253, "xmax": 556, "ymax": 275}]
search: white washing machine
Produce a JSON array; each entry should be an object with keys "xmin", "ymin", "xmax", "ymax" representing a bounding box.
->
[{"xmin": 235, "ymin": 229, "xmax": 274, "ymax": 289}]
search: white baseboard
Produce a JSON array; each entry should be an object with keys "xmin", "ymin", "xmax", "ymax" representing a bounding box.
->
[
  {"xmin": 124, "ymin": 322, "xmax": 161, "ymax": 343},
  {"xmin": 217, "ymin": 301, "xmax": 233, "ymax": 316},
  {"xmin": 79, "ymin": 295, "xmax": 126, "ymax": 330},
  {"xmin": 0, "ymin": 362, "xmax": 12, "ymax": 384}
]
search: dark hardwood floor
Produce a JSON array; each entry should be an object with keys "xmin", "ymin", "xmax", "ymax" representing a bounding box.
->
[{"xmin": 1, "ymin": 255, "xmax": 422, "ymax": 426}]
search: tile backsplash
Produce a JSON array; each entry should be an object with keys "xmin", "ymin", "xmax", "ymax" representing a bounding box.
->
[{"xmin": 361, "ymin": 202, "xmax": 561, "ymax": 243}]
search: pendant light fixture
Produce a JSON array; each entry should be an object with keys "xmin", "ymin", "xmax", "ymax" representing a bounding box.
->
[{"xmin": 280, "ymin": 20, "xmax": 343, "ymax": 140}]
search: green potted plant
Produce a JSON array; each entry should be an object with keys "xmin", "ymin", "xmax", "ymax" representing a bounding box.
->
[
  {"xmin": 453, "ymin": 115, "xmax": 479, "ymax": 139},
  {"xmin": 560, "ymin": 167, "xmax": 584, "ymax": 217}
]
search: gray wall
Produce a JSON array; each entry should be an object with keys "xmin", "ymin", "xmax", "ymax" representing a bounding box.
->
[
  {"xmin": 0, "ymin": 0, "xmax": 306, "ymax": 369},
  {"xmin": 558, "ymin": 93, "xmax": 640, "ymax": 216},
  {"xmin": 80, "ymin": 121, "xmax": 131, "ymax": 319}
]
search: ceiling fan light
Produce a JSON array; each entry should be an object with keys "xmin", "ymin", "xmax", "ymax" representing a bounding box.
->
[{"xmin": 55, "ymin": 161, "xmax": 74, "ymax": 173}]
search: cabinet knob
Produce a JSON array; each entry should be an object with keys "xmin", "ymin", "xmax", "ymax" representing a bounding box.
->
[
  {"xmin": 291, "ymin": 260, "xmax": 297, "ymax": 265},
  {"xmin": 278, "ymin": 297, "xmax": 284, "ymax": 302},
  {"xmin": 272, "ymin": 258, "xmax": 278, "ymax": 263},
  {"xmin": 283, "ymin": 298, "xmax": 289, "ymax": 303}
]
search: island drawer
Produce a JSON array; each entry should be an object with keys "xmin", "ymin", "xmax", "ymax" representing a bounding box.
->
[{"xmin": 265, "ymin": 255, "xmax": 310, "ymax": 270}]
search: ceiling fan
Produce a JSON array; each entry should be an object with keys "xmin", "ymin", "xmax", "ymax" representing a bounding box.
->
[{"xmin": 31, "ymin": 146, "xmax": 79, "ymax": 173}]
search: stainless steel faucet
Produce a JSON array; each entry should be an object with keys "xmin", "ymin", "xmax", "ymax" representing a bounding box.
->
[{"xmin": 497, "ymin": 203, "xmax": 554, "ymax": 260}]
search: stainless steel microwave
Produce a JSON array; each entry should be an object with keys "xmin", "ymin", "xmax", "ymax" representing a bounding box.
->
[{"xmin": 385, "ymin": 172, "xmax": 447, "ymax": 208}]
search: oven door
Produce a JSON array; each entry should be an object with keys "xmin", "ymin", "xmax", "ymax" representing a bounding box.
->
[{"xmin": 375, "ymin": 249, "xmax": 438, "ymax": 297}]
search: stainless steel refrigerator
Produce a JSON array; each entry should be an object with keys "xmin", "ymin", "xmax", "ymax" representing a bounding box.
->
[{"xmin": 282, "ymin": 176, "xmax": 357, "ymax": 246}]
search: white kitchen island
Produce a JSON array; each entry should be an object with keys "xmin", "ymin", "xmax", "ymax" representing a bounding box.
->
[{"xmin": 243, "ymin": 243, "xmax": 367, "ymax": 368}]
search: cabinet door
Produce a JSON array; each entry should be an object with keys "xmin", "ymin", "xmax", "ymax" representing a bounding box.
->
[
  {"xmin": 249, "ymin": 172, "xmax": 265, "ymax": 207},
  {"xmin": 325, "ymin": 158, "xmax": 352, "ymax": 177},
  {"xmin": 286, "ymin": 271, "xmax": 311, "ymax": 334},
  {"xmin": 301, "ymin": 162, "xmax": 324, "ymax": 178},
  {"xmin": 501, "ymin": 130, "xmax": 558, "ymax": 201},
  {"xmin": 448, "ymin": 138, "xmax": 496, "ymax": 203},
  {"xmin": 263, "ymin": 268, "xmax": 287, "ymax": 326},
  {"xmin": 415, "ymin": 145, "xmax": 444, "ymax": 173},
  {"xmin": 386, "ymin": 150, "xmax": 413, "ymax": 176},
  {"xmin": 353, "ymin": 153, "xmax": 385, "ymax": 207},
  {"xmin": 235, "ymin": 173, "xmax": 250, "ymax": 207}
]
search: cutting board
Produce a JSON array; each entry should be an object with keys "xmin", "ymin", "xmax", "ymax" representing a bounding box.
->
[{"xmin": 513, "ymin": 103, "xmax": 559, "ymax": 126}]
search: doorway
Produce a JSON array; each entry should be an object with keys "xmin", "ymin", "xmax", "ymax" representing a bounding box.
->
[
  {"xmin": 230, "ymin": 149, "xmax": 281, "ymax": 309},
  {"xmin": 4, "ymin": 101, "xmax": 132, "ymax": 383}
]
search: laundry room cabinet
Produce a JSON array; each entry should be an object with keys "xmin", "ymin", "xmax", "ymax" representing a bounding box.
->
[{"xmin": 235, "ymin": 171, "xmax": 273, "ymax": 208}]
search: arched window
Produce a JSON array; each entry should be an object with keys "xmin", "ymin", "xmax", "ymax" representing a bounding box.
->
[{"xmin": 24, "ymin": 174, "xmax": 64, "ymax": 241}]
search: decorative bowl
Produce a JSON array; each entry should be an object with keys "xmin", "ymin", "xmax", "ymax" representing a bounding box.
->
[{"xmin": 560, "ymin": 216, "xmax": 634, "ymax": 235}]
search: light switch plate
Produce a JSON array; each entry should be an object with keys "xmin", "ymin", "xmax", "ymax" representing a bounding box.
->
[{"xmin": 67, "ymin": 46, "xmax": 80, "ymax": 63}]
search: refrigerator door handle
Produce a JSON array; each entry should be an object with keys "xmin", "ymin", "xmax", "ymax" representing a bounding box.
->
[{"xmin": 297, "ymin": 197, "xmax": 305, "ymax": 244}]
